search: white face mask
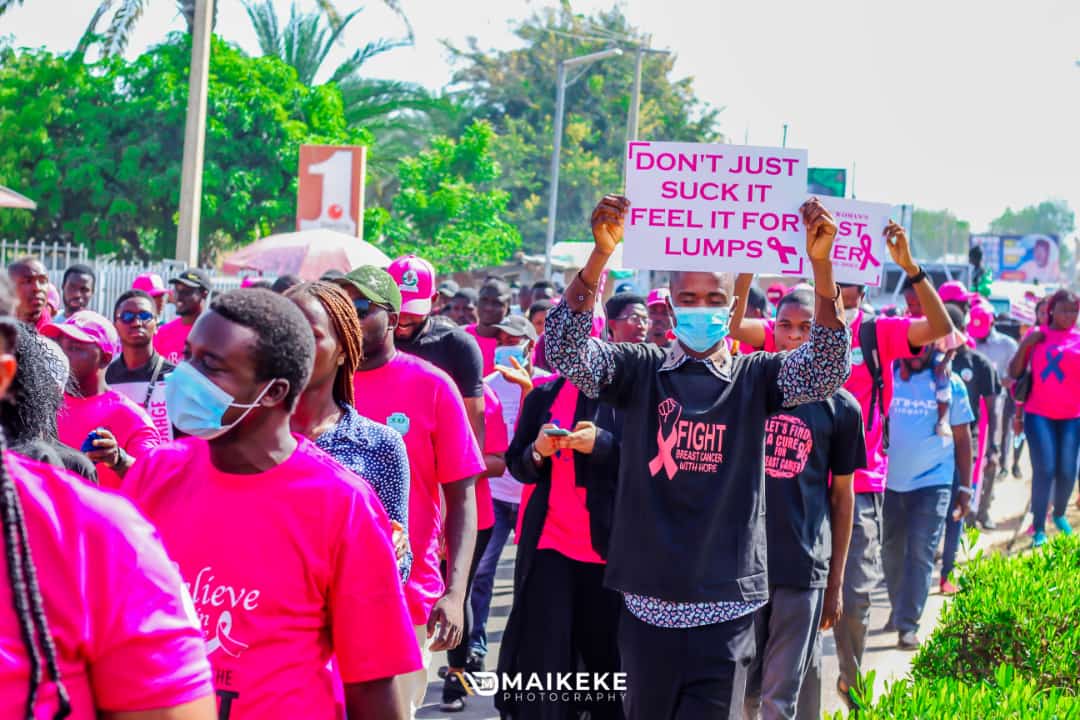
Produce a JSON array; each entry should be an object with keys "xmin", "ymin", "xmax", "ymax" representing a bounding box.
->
[{"xmin": 843, "ymin": 307, "xmax": 860, "ymax": 325}]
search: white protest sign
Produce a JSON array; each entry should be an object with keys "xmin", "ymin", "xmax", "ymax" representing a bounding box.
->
[
  {"xmin": 623, "ymin": 141, "xmax": 809, "ymax": 274},
  {"xmin": 112, "ymin": 381, "xmax": 174, "ymax": 443},
  {"xmin": 826, "ymin": 198, "xmax": 892, "ymax": 287}
]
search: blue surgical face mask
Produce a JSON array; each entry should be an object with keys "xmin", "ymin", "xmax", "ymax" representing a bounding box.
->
[
  {"xmin": 165, "ymin": 361, "xmax": 275, "ymax": 440},
  {"xmin": 671, "ymin": 305, "xmax": 732, "ymax": 354},
  {"xmin": 494, "ymin": 343, "xmax": 528, "ymax": 369}
]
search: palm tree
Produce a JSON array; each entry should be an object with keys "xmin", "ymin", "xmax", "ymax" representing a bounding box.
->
[
  {"xmin": 0, "ymin": 0, "xmax": 398, "ymax": 59},
  {"xmin": 243, "ymin": 0, "xmax": 438, "ymax": 193}
]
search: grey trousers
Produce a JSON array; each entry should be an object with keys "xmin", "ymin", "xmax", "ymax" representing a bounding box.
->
[
  {"xmin": 832, "ymin": 492, "xmax": 883, "ymax": 690},
  {"xmin": 744, "ymin": 586, "xmax": 825, "ymax": 720}
]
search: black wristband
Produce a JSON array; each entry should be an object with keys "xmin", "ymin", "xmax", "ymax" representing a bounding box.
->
[{"xmin": 907, "ymin": 267, "xmax": 928, "ymax": 285}]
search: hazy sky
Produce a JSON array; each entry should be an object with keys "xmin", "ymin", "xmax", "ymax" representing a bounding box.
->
[{"xmin": 4, "ymin": 0, "xmax": 1080, "ymax": 232}]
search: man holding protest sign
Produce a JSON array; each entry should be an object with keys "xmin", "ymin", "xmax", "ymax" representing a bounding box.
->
[{"xmin": 544, "ymin": 193, "xmax": 851, "ymax": 719}]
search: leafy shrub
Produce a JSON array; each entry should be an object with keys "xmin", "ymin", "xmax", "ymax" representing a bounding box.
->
[
  {"xmin": 828, "ymin": 664, "xmax": 1080, "ymax": 720},
  {"xmin": 912, "ymin": 533, "xmax": 1080, "ymax": 691},
  {"xmin": 831, "ymin": 535, "xmax": 1080, "ymax": 718}
]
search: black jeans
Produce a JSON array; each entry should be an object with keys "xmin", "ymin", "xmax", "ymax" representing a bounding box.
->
[{"xmin": 619, "ymin": 607, "xmax": 755, "ymax": 720}]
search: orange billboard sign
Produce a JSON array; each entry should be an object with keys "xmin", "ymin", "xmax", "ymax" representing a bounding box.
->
[{"xmin": 297, "ymin": 145, "xmax": 366, "ymax": 237}]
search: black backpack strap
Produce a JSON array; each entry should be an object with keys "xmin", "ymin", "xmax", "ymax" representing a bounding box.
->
[{"xmin": 859, "ymin": 316, "xmax": 884, "ymax": 433}]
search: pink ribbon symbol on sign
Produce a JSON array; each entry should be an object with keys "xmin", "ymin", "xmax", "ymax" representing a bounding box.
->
[
  {"xmin": 649, "ymin": 398, "xmax": 682, "ymax": 480},
  {"xmin": 767, "ymin": 236, "xmax": 804, "ymax": 275},
  {"xmin": 858, "ymin": 233, "xmax": 882, "ymax": 271}
]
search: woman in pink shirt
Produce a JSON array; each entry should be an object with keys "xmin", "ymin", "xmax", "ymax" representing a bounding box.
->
[
  {"xmin": 0, "ymin": 286, "xmax": 216, "ymax": 720},
  {"xmin": 1009, "ymin": 289, "xmax": 1080, "ymax": 546},
  {"xmin": 43, "ymin": 311, "xmax": 159, "ymax": 489},
  {"xmin": 496, "ymin": 376, "xmax": 623, "ymax": 720}
]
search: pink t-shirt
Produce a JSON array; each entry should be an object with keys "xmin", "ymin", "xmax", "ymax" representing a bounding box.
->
[
  {"xmin": 1024, "ymin": 327, "xmax": 1080, "ymax": 419},
  {"xmin": 121, "ymin": 437, "xmax": 419, "ymax": 720},
  {"xmin": 153, "ymin": 318, "xmax": 195, "ymax": 365},
  {"xmin": 353, "ymin": 353, "xmax": 486, "ymax": 625},
  {"xmin": 0, "ymin": 452, "xmax": 212, "ymax": 719},
  {"xmin": 845, "ymin": 312, "xmax": 916, "ymax": 493},
  {"xmin": 57, "ymin": 390, "xmax": 159, "ymax": 490},
  {"xmin": 536, "ymin": 381, "xmax": 604, "ymax": 564},
  {"xmin": 466, "ymin": 324, "xmax": 499, "ymax": 376},
  {"xmin": 478, "ymin": 383, "xmax": 509, "ymax": 531}
]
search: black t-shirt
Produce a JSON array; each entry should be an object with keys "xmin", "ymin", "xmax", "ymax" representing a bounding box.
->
[
  {"xmin": 764, "ymin": 389, "xmax": 866, "ymax": 588},
  {"xmin": 950, "ymin": 346, "xmax": 1000, "ymax": 426},
  {"xmin": 598, "ymin": 346, "xmax": 787, "ymax": 604},
  {"xmin": 396, "ymin": 316, "xmax": 484, "ymax": 398}
]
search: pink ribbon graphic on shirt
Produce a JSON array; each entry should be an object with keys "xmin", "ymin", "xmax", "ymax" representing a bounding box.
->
[
  {"xmin": 205, "ymin": 610, "xmax": 250, "ymax": 658},
  {"xmin": 858, "ymin": 233, "xmax": 882, "ymax": 271},
  {"xmin": 649, "ymin": 399, "xmax": 682, "ymax": 480}
]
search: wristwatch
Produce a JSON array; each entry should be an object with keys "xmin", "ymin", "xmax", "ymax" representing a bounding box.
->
[
  {"xmin": 531, "ymin": 444, "xmax": 544, "ymax": 466},
  {"xmin": 957, "ymin": 485, "xmax": 974, "ymax": 497}
]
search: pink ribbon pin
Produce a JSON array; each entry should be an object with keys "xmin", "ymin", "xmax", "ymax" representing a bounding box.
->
[{"xmin": 858, "ymin": 233, "xmax": 882, "ymax": 271}]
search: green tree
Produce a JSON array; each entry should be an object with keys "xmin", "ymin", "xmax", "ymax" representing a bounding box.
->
[
  {"xmin": 0, "ymin": 35, "xmax": 367, "ymax": 263},
  {"xmin": 989, "ymin": 199, "xmax": 1075, "ymax": 237},
  {"xmin": 911, "ymin": 208, "xmax": 971, "ymax": 261},
  {"xmin": 377, "ymin": 120, "xmax": 521, "ymax": 273},
  {"xmin": 446, "ymin": 4, "xmax": 722, "ymax": 252}
]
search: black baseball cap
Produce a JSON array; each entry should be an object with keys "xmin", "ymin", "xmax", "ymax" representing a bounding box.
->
[
  {"xmin": 492, "ymin": 315, "xmax": 539, "ymax": 342},
  {"xmin": 170, "ymin": 268, "xmax": 212, "ymax": 291}
]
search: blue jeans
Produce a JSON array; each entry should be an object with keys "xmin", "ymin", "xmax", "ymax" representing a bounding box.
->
[
  {"xmin": 882, "ymin": 485, "xmax": 951, "ymax": 634},
  {"xmin": 941, "ymin": 469, "xmax": 963, "ymax": 583},
  {"xmin": 468, "ymin": 498, "xmax": 518, "ymax": 658},
  {"xmin": 1024, "ymin": 412, "xmax": 1080, "ymax": 533}
]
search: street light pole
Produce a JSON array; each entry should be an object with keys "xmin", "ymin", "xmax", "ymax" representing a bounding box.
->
[
  {"xmin": 544, "ymin": 48, "xmax": 622, "ymax": 280},
  {"xmin": 624, "ymin": 42, "xmax": 670, "ymax": 185},
  {"xmin": 176, "ymin": 0, "xmax": 213, "ymax": 266}
]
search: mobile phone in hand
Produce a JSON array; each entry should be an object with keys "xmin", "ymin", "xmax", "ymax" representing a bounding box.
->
[{"xmin": 544, "ymin": 428, "xmax": 571, "ymax": 437}]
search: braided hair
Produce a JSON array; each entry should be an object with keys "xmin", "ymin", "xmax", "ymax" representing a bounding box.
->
[
  {"xmin": 285, "ymin": 282, "xmax": 364, "ymax": 407},
  {"xmin": 0, "ymin": 329, "xmax": 72, "ymax": 719}
]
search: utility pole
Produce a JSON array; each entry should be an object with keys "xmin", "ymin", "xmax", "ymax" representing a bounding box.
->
[
  {"xmin": 624, "ymin": 40, "xmax": 670, "ymax": 185},
  {"xmin": 175, "ymin": 0, "xmax": 213, "ymax": 266},
  {"xmin": 543, "ymin": 48, "xmax": 622, "ymax": 279},
  {"xmin": 781, "ymin": 123, "xmax": 789, "ymax": 148}
]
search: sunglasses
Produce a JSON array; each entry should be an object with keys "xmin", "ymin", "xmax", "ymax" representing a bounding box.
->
[
  {"xmin": 118, "ymin": 310, "xmax": 155, "ymax": 324},
  {"xmin": 353, "ymin": 298, "xmax": 391, "ymax": 318}
]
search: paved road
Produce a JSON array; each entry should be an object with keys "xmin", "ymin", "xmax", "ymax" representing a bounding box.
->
[{"xmin": 414, "ymin": 471, "xmax": 1065, "ymax": 719}]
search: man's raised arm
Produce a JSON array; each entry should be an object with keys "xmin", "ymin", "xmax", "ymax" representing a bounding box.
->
[
  {"xmin": 545, "ymin": 195, "xmax": 630, "ymax": 399},
  {"xmin": 778, "ymin": 198, "xmax": 852, "ymax": 407}
]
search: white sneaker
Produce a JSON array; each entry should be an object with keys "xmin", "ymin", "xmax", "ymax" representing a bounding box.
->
[{"xmin": 898, "ymin": 631, "xmax": 920, "ymax": 650}]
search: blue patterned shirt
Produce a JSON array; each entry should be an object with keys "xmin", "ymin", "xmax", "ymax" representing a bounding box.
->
[{"xmin": 316, "ymin": 404, "xmax": 413, "ymax": 582}]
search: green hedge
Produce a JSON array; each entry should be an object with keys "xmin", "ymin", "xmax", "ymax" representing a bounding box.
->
[
  {"xmin": 831, "ymin": 534, "xmax": 1080, "ymax": 718},
  {"xmin": 912, "ymin": 533, "xmax": 1080, "ymax": 690},
  {"xmin": 833, "ymin": 665, "xmax": 1080, "ymax": 719}
]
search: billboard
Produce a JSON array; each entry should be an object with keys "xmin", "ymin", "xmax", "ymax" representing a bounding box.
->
[
  {"xmin": 970, "ymin": 233, "xmax": 1061, "ymax": 284},
  {"xmin": 297, "ymin": 145, "xmax": 366, "ymax": 237}
]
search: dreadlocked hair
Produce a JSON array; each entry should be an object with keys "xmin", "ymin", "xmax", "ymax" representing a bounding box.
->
[
  {"xmin": 285, "ymin": 282, "xmax": 364, "ymax": 407},
  {"xmin": 1, "ymin": 426, "xmax": 72, "ymax": 719}
]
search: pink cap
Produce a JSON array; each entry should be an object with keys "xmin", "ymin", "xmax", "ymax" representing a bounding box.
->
[
  {"xmin": 45, "ymin": 284, "xmax": 60, "ymax": 313},
  {"xmin": 42, "ymin": 310, "xmax": 120, "ymax": 357},
  {"xmin": 387, "ymin": 255, "xmax": 436, "ymax": 315},
  {"xmin": 766, "ymin": 283, "xmax": 787, "ymax": 305},
  {"xmin": 132, "ymin": 272, "xmax": 168, "ymax": 297},
  {"xmin": 647, "ymin": 288, "xmax": 670, "ymax": 307},
  {"xmin": 938, "ymin": 281, "xmax": 971, "ymax": 305},
  {"xmin": 968, "ymin": 302, "xmax": 994, "ymax": 340}
]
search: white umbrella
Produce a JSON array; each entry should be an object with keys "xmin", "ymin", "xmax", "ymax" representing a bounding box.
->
[
  {"xmin": 0, "ymin": 186, "xmax": 36, "ymax": 210},
  {"xmin": 221, "ymin": 228, "xmax": 391, "ymax": 280}
]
